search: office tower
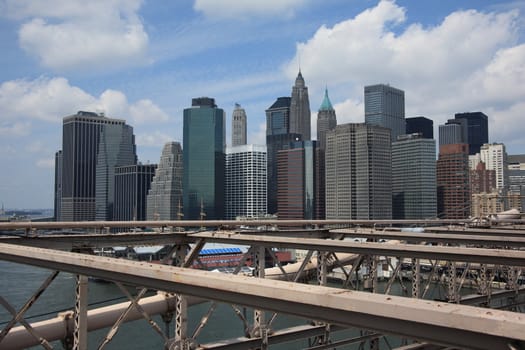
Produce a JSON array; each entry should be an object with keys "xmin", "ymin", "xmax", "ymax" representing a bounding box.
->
[
  {"xmin": 60, "ymin": 111, "xmax": 137, "ymax": 222},
  {"xmin": 289, "ymin": 70, "xmax": 311, "ymax": 141},
  {"xmin": 364, "ymin": 84, "xmax": 405, "ymax": 142},
  {"xmin": 266, "ymin": 96, "xmax": 301, "ymax": 214},
  {"xmin": 325, "ymin": 123, "xmax": 392, "ymax": 220},
  {"xmin": 455, "ymin": 112, "xmax": 489, "ymax": 155},
  {"xmin": 317, "ymin": 88, "xmax": 337, "ymax": 151},
  {"xmin": 439, "ymin": 122, "xmax": 465, "ymax": 147},
  {"xmin": 392, "ymin": 134, "xmax": 437, "ymax": 219},
  {"xmin": 277, "ymin": 141, "xmax": 321, "ymax": 220},
  {"xmin": 54, "ymin": 150, "xmax": 62, "ymax": 221},
  {"xmin": 437, "ymin": 144, "xmax": 470, "ymax": 219},
  {"xmin": 225, "ymin": 145, "xmax": 267, "ymax": 219},
  {"xmin": 406, "ymin": 116, "xmax": 433, "ymax": 139},
  {"xmin": 183, "ymin": 97, "xmax": 226, "ymax": 220},
  {"xmin": 479, "ymin": 143, "xmax": 508, "ymax": 191},
  {"xmin": 146, "ymin": 142, "xmax": 183, "ymax": 220},
  {"xmin": 95, "ymin": 121, "xmax": 137, "ymax": 220},
  {"xmin": 440, "ymin": 118, "xmax": 468, "ymax": 146},
  {"xmin": 114, "ymin": 164, "xmax": 157, "ymax": 222},
  {"xmin": 508, "ymin": 155, "xmax": 525, "ymax": 211},
  {"xmin": 231, "ymin": 103, "xmax": 247, "ymax": 146},
  {"xmin": 470, "ymin": 162, "xmax": 496, "ymax": 194}
]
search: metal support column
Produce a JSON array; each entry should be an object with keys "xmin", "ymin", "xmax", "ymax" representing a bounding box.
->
[
  {"xmin": 74, "ymin": 275, "xmax": 88, "ymax": 350},
  {"xmin": 447, "ymin": 262, "xmax": 459, "ymax": 303},
  {"xmin": 169, "ymin": 244, "xmax": 192, "ymax": 350},
  {"xmin": 412, "ymin": 258, "xmax": 420, "ymax": 299},
  {"xmin": 252, "ymin": 246, "xmax": 268, "ymax": 349}
]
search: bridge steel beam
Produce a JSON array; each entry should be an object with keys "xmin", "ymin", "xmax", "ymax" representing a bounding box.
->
[
  {"xmin": 190, "ymin": 232, "xmax": 525, "ymax": 267},
  {"xmin": 331, "ymin": 228, "xmax": 525, "ymax": 247},
  {"xmin": 1, "ymin": 243, "xmax": 524, "ymax": 350}
]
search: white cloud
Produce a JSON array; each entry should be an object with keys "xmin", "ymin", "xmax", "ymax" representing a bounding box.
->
[
  {"xmin": 284, "ymin": 0, "xmax": 524, "ymax": 149},
  {"xmin": 0, "ymin": 76, "xmax": 171, "ymax": 126},
  {"xmin": 135, "ymin": 131, "xmax": 174, "ymax": 147},
  {"xmin": 2, "ymin": 0, "xmax": 148, "ymax": 71},
  {"xmin": 0, "ymin": 121, "xmax": 31, "ymax": 136},
  {"xmin": 130, "ymin": 99, "xmax": 169, "ymax": 124},
  {"xmin": 194, "ymin": 0, "xmax": 307, "ymax": 20},
  {"xmin": 36, "ymin": 158, "xmax": 55, "ymax": 169}
]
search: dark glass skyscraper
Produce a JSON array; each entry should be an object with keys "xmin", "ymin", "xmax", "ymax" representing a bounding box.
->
[
  {"xmin": 289, "ymin": 71, "xmax": 311, "ymax": 141},
  {"xmin": 365, "ymin": 84, "xmax": 405, "ymax": 142},
  {"xmin": 54, "ymin": 150, "xmax": 62, "ymax": 221},
  {"xmin": 265, "ymin": 97, "xmax": 301, "ymax": 214},
  {"xmin": 406, "ymin": 116, "xmax": 433, "ymax": 139},
  {"xmin": 95, "ymin": 121, "xmax": 137, "ymax": 220},
  {"xmin": 113, "ymin": 164, "xmax": 157, "ymax": 222},
  {"xmin": 454, "ymin": 112, "xmax": 489, "ymax": 155},
  {"xmin": 183, "ymin": 97, "xmax": 226, "ymax": 220},
  {"xmin": 60, "ymin": 111, "xmax": 137, "ymax": 222}
]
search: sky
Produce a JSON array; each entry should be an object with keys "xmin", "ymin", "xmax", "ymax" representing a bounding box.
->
[{"xmin": 0, "ymin": 0, "xmax": 524, "ymax": 209}]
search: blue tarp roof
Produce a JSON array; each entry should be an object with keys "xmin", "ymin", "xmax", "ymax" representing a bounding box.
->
[{"xmin": 200, "ymin": 247, "xmax": 242, "ymax": 256}]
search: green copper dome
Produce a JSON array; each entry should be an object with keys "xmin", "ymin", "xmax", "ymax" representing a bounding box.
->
[{"xmin": 319, "ymin": 88, "xmax": 334, "ymax": 111}]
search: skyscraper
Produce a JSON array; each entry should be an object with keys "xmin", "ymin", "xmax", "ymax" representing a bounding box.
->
[
  {"xmin": 277, "ymin": 141, "xmax": 320, "ymax": 220},
  {"xmin": 231, "ymin": 103, "xmax": 247, "ymax": 146},
  {"xmin": 114, "ymin": 164, "xmax": 157, "ymax": 222},
  {"xmin": 364, "ymin": 84, "xmax": 405, "ymax": 142},
  {"xmin": 60, "ymin": 111, "xmax": 137, "ymax": 222},
  {"xmin": 289, "ymin": 71, "xmax": 311, "ymax": 141},
  {"xmin": 266, "ymin": 97, "xmax": 301, "ymax": 214},
  {"xmin": 183, "ymin": 97, "xmax": 226, "ymax": 220},
  {"xmin": 325, "ymin": 123, "xmax": 392, "ymax": 220},
  {"xmin": 439, "ymin": 122, "xmax": 465, "ymax": 146},
  {"xmin": 454, "ymin": 112, "xmax": 489, "ymax": 155},
  {"xmin": 479, "ymin": 143, "xmax": 508, "ymax": 191},
  {"xmin": 392, "ymin": 134, "xmax": 437, "ymax": 219},
  {"xmin": 317, "ymin": 88, "xmax": 337, "ymax": 151},
  {"xmin": 146, "ymin": 142, "xmax": 183, "ymax": 221},
  {"xmin": 225, "ymin": 144, "xmax": 267, "ymax": 219},
  {"xmin": 54, "ymin": 150, "xmax": 62, "ymax": 221},
  {"xmin": 437, "ymin": 144, "xmax": 470, "ymax": 219},
  {"xmin": 406, "ymin": 116, "xmax": 433, "ymax": 139},
  {"xmin": 95, "ymin": 121, "xmax": 137, "ymax": 220}
]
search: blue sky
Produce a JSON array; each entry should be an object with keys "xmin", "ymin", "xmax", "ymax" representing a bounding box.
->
[{"xmin": 1, "ymin": 0, "xmax": 524, "ymax": 209}]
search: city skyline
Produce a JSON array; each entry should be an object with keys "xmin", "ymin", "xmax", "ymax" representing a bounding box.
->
[{"xmin": 1, "ymin": 0, "xmax": 524, "ymax": 208}]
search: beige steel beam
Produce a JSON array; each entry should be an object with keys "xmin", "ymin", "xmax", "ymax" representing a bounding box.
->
[
  {"xmin": 0, "ymin": 219, "xmax": 493, "ymax": 232},
  {"xmin": 190, "ymin": 231, "xmax": 525, "ymax": 267},
  {"xmin": 332, "ymin": 228, "xmax": 525, "ymax": 247},
  {"xmin": 1, "ymin": 243, "xmax": 525, "ymax": 350}
]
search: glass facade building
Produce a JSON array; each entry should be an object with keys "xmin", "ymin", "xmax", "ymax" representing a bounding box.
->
[
  {"xmin": 454, "ymin": 112, "xmax": 489, "ymax": 155},
  {"xmin": 60, "ymin": 111, "xmax": 137, "ymax": 222},
  {"xmin": 277, "ymin": 141, "xmax": 320, "ymax": 220},
  {"xmin": 114, "ymin": 164, "xmax": 157, "ymax": 222},
  {"xmin": 325, "ymin": 123, "xmax": 392, "ymax": 220},
  {"xmin": 225, "ymin": 145, "xmax": 267, "ymax": 219},
  {"xmin": 365, "ymin": 84, "xmax": 405, "ymax": 142},
  {"xmin": 437, "ymin": 144, "xmax": 470, "ymax": 219},
  {"xmin": 183, "ymin": 98, "xmax": 226, "ymax": 220},
  {"xmin": 406, "ymin": 116, "xmax": 433, "ymax": 139},
  {"xmin": 392, "ymin": 134, "xmax": 437, "ymax": 219}
]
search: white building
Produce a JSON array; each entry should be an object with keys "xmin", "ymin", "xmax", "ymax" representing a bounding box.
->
[{"xmin": 225, "ymin": 145, "xmax": 267, "ymax": 219}]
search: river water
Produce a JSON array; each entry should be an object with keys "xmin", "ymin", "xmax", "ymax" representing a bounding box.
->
[{"xmin": 0, "ymin": 259, "xmax": 456, "ymax": 349}]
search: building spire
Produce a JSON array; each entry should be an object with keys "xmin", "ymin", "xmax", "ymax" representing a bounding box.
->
[{"xmin": 319, "ymin": 87, "xmax": 334, "ymax": 111}]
